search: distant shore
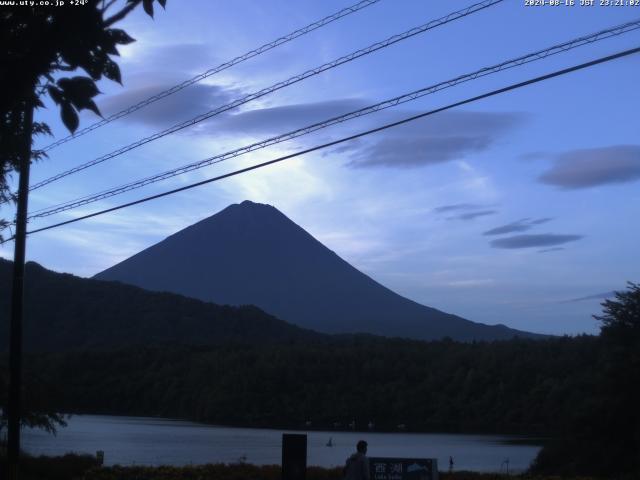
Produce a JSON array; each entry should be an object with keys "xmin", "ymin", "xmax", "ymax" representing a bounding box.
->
[{"xmin": 55, "ymin": 410, "xmax": 551, "ymax": 437}]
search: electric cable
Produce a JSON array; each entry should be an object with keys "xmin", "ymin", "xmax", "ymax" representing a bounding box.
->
[
  {"xmin": 3, "ymin": 45, "xmax": 633, "ymax": 243},
  {"xmin": 38, "ymin": 0, "xmax": 385, "ymax": 153},
  {"xmin": 28, "ymin": 0, "xmax": 504, "ymax": 192},
  {"xmin": 27, "ymin": 19, "xmax": 640, "ymax": 220}
]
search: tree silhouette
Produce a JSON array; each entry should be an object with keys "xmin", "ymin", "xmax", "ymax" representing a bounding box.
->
[
  {"xmin": 593, "ymin": 282, "xmax": 640, "ymax": 475},
  {"xmin": 595, "ymin": 281, "xmax": 640, "ymax": 338},
  {"xmin": 1, "ymin": 2, "xmax": 168, "ymax": 477},
  {"xmin": 532, "ymin": 281, "xmax": 640, "ymax": 477},
  {"xmin": 0, "ymin": 0, "xmax": 167, "ymax": 235}
]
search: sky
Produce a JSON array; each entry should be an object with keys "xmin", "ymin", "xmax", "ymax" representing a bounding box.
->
[{"xmin": 1, "ymin": 0, "xmax": 639, "ymax": 336}]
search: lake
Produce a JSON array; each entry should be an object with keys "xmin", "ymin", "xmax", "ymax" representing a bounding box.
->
[{"xmin": 22, "ymin": 415, "xmax": 542, "ymax": 473}]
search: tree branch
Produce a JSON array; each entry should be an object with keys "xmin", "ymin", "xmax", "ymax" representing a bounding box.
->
[
  {"xmin": 101, "ymin": 0, "xmax": 119, "ymax": 14},
  {"xmin": 104, "ymin": 0, "xmax": 142, "ymax": 27}
]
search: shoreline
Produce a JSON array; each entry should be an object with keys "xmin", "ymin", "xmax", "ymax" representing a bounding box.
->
[{"xmin": 51, "ymin": 411, "xmax": 552, "ymax": 439}]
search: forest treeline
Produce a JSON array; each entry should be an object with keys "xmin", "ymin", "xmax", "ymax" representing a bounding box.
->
[{"xmin": 3, "ymin": 336, "xmax": 599, "ymax": 435}]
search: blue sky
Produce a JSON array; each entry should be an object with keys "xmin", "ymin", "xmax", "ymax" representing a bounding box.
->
[{"xmin": 2, "ymin": 0, "xmax": 639, "ymax": 335}]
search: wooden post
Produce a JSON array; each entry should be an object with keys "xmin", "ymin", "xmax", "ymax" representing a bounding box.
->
[{"xmin": 7, "ymin": 97, "xmax": 34, "ymax": 480}]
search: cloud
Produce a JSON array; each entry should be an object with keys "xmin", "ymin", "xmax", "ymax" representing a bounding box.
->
[
  {"xmin": 490, "ymin": 234, "xmax": 583, "ymax": 249},
  {"xmin": 433, "ymin": 203, "xmax": 499, "ymax": 221},
  {"xmin": 538, "ymin": 247, "xmax": 565, "ymax": 253},
  {"xmin": 321, "ymin": 139, "xmax": 363, "ymax": 158},
  {"xmin": 97, "ymin": 91, "xmax": 524, "ymax": 170},
  {"xmin": 99, "ymin": 90, "xmax": 372, "ymax": 140},
  {"xmin": 561, "ymin": 291, "xmax": 616, "ymax": 303},
  {"xmin": 530, "ymin": 217, "xmax": 553, "ymax": 225},
  {"xmin": 538, "ymin": 145, "xmax": 640, "ymax": 189},
  {"xmin": 483, "ymin": 217, "xmax": 552, "ymax": 236},
  {"xmin": 99, "ymin": 83, "xmax": 241, "ymax": 127},
  {"xmin": 447, "ymin": 210, "xmax": 497, "ymax": 221},
  {"xmin": 205, "ymin": 102, "xmax": 522, "ymax": 160},
  {"xmin": 433, "ymin": 203, "xmax": 486, "ymax": 213},
  {"xmin": 209, "ymin": 99, "xmax": 369, "ymax": 135},
  {"xmin": 446, "ymin": 278, "xmax": 495, "ymax": 287},
  {"xmin": 349, "ymin": 136, "xmax": 491, "ymax": 168},
  {"xmin": 347, "ymin": 111, "xmax": 525, "ymax": 168}
]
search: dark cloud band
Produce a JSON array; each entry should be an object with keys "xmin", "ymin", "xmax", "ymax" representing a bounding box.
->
[
  {"xmin": 490, "ymin": 233, "xmax": 583, "ymax": 249},
  {"xmin": 538, "ymin": 145, "xmax": 640, "ymax": 189},
  {"xmin": 448, "ymin": 210, "xmax": 498, "ymax": 221},
  {"xmin": 483, "ymin": 217, "xmax": 552, "ymax": 236},
  {"xmin": 348, "ymin": 111, "xmax": 525, "ymax": 168},
  {"xmin": 434, "ymin": 203, "xmax": 485, "ymax": 213}
]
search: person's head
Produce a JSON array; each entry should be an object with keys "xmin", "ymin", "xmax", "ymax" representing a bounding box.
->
[{"xmin": 357, "ymin": 440, "xmax": 368, "ymax": 454}]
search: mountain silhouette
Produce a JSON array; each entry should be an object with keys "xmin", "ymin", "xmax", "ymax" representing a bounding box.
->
[
  {"xmin": 0, "ymin": 258, "xmax": 322, "ymax": 352},
  {"xmin": 95, "ymin": 200, "xmax": 541, "ymax": 341}
]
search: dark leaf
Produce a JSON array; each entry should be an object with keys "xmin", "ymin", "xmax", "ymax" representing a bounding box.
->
[
  {"xmin": 31, "ymin": 149, "xmax": 49, "ymax": 162},
  {"xmin": 84, "ymin": 100, "xmax": 102, "ymax": 117},
  {"xmin": 32, "ymin": 122, "xmax": 53, "ymax": 137},
  {"xmin": 108, "ymin": 28, "xmax": 135, "ymax": 45},
  {"xmin": 59, "ymin": 44, "xmax": 86, "ymax": 70},
  {"xmin": 143, "ymin": 0, "xmax": 154, "ymax": 17},
  {"xmin": 47, "ymin": 86, "xmax": 64, "ymax": 105},
  {"xmin": 83, "ymin": 55, "xmax": 105, "ymax": 80},
  {"xmin": 103, "ymin": 58, "xmax": 122, "ymax": 84},
  {"xmin": 102, "ymin": 38, "xmax": 120, "ymax": 56},
  {"xmin": 57, "ymin": 77, "xmax": 102, "ymax": 114},
  {"xmin": 157, "ymin": 0, "xmax": 166, "ymax": 7},
  {"xmin": 58, "ymin": 76, "xmax": 100, "ymax": 100},
  {"xmin": 60, "ymin": 102, "xmax": 79, "ymax": 133}
]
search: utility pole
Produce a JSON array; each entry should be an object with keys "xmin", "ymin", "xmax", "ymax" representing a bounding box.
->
[{"xmin": 7, "ymin": 97, "xmax": 34, "ymax": 480}]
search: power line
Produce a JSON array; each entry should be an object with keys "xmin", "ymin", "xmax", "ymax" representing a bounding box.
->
[
  {"xmin": 9, "ymin": 45, "xmax": 637, "ymax": 242},
  {"xmin": 27, "ymin": 19, "xmax": 640, "ymax": 220},
  {"xmin": 28, "ymin": 0, "xmax": 504, "ymax": 192},
  {"xmin": 37, "ymin": 0, "xmax": 384, "ymax": 153}
]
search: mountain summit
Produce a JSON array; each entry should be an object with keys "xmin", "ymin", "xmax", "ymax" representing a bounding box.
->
[{"xmin": 95, "ymin": 200, "xmax": 539, "ymax": 341}]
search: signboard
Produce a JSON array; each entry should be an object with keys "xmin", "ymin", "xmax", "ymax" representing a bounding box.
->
[
  {"xmin": 282, "ymin": 433, "xmax": 307, "ymax": 480},
  {"xmin": 369, "ymin": 457, "xmax": 438, "ymax": 480}
]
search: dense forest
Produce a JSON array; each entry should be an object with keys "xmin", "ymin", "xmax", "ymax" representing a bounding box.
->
[{"xmin": 3, "ymin": 336, "xmax": 598, "ymax": 434}]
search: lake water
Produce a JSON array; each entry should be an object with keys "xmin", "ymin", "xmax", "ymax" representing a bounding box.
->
[{"xmin": 22, "ymin": 415, "xmax": 542, "ymax": 473}]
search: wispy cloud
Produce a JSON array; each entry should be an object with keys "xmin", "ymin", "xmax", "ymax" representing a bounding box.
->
[
  {"xmin": 560, "ymin": 291, "xmax": 616, "ymax": 303},
  {"xmin": 432, "ymin": 202, "xmax": 499, "ymax": 221},
  {"xmin": 446, "ymin": 278, "xmax": 496, "ymax": 288},
  {"xmin": 347, "ymin": 111, "xmax": 525, "ymax": 169},
  {"xmin": 207, "ymin": 99, "xmax": 369, "ymax": 135},
  {"xmin": 99, "ymin": 83, "xmax": 241, "ymax": 127},
  {"xmin": 538, "ymin": 145, "xmax": 640, "ymax": 189},
  {"xmin": 538, "ymin": 247, "xmax": 565, "ymax": 254},
  {"xmin": 483, "ymin": 217, "xmax": 552, "ymax": 236},
  {"xmin": 490, "ymin": 234, "xmax": 583, "ymax": 249},
  {"xmin": 448, "ymin": 210, "xmax": 498, "ymax": 221},
  {"xmin": 433, "ymin": 203, "xmax": 486, "ymax": 213}
]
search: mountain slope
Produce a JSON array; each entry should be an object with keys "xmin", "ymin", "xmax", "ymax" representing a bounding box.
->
[
  {"xmin": 0, "ymin": 258, "xmax": 322, "ymax": 352},
  {"xmin": 95, "ymin": 201, "xmax": 540, "ymax": 341}
]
